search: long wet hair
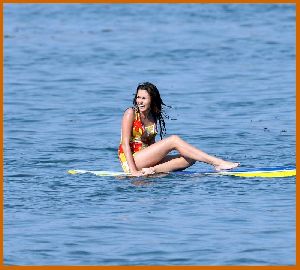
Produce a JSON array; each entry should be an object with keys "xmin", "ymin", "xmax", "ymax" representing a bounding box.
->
[{"xmin": 133, "ymin": 82, "xmax": 168, "ymax": 139}]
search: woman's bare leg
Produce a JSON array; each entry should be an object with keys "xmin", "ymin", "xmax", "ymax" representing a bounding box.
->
[
  {"xmin": 151, "ymin": 154, "xmax": 196, "ymax": 173},
  {"xmin": 134, "ymin": 135, "xmax": 239, "ymax": 171}
]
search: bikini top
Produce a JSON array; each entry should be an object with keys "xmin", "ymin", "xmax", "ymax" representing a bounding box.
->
[{"xmin": 131, "ymin": 108, "xmax": 158, "ymax": 146}]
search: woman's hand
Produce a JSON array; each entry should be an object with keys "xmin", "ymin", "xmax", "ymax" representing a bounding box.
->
[
  {"xmin": 130, "ymin": 167, "xmax": 155, "ymax": 177},
  {"xmin": 130, "ymin": 170, "xmax": 143, "ymax": 177},
  {"xmin": 141, "ymin": 167, "xmax": 155, "ymax": 175}
]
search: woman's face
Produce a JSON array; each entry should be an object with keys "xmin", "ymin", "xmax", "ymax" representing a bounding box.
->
[{"xmin": 136, "ymin": 89, "xmax": 151, "ymax": 113}]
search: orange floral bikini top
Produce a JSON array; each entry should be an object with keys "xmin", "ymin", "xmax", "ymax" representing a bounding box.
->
[{"xmin": 119, "ymin": 108, "xmax": 158, "ymax": 154}]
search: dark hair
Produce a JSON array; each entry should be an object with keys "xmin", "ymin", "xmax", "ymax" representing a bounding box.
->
[{"xmin": 133, "ymin": 82, "xmax": 168, "ymax": 139}]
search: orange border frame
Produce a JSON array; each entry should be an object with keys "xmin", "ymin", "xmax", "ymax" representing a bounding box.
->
[{"xmin": 1, "ymin": 0, "xmax": 297, "ymax": 269}]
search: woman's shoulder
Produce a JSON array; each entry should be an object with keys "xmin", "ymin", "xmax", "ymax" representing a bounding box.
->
[
  {"xmin": 123, "ymin": 107, "xmax": 137, "ymax": 119},
  {"xmin": 124, "ymin": 107, "xmax": 136, "ymax": 114}
]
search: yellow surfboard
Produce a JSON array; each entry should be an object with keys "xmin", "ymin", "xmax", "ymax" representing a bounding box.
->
[{"xmin": 68, "ymin": 165, "xmax": 296, "ymax": 178}]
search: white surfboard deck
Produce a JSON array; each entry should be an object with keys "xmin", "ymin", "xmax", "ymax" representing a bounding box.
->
[{"xmin": 68, "ymin": 165, "xmax": 296, "ymax": 178}]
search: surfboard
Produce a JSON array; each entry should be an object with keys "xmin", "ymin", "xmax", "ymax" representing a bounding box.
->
[{"xmin": 68, "ymin": 165, "xmax": 296, "ymax": 178}]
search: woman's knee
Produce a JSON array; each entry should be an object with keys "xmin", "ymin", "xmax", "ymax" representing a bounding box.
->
[{"xmin": 169, "ymin": 135, "xmax": 181, "ymax": 144}]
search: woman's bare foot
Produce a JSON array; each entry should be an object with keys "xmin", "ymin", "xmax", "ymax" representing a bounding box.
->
[{"xmin": 214, "ymin": 161, "xmax": 240, "ymax": 171}]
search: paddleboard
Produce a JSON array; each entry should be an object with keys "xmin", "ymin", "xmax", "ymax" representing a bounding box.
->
[{"xmin": 68, "ymin": 165, "xmax": 296, "ymax": 178}]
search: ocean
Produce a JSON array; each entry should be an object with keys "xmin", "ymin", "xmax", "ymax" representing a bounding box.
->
[{"xmin": 4, "ymin": 3, "xmax": 295, "ymax": 265}]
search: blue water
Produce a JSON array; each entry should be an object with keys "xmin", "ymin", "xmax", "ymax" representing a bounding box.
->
[{"xmin": 4, "ymin": 4, "xmax": 296, "ymax": 265}]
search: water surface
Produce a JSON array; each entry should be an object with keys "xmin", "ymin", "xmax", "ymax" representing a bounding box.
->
[{"xmin": 4, "ymin": 4, "xmax": 295, "ymax": 265}]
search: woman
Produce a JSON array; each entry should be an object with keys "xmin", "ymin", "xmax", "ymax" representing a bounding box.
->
[{"xmin": 118, "ymin": 82, "xmax": 239, "ymax": 177}]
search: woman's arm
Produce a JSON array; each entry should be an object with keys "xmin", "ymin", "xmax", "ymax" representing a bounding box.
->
[{"xmin": 121, "ymin": 108, "xmax": 142, "ymax": 176}]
